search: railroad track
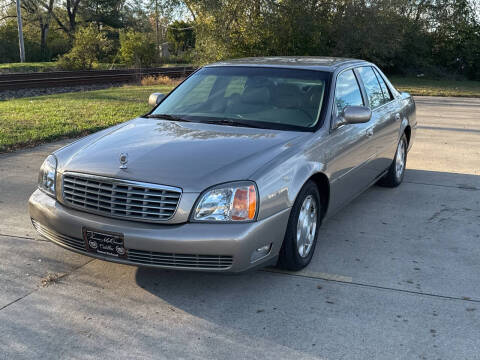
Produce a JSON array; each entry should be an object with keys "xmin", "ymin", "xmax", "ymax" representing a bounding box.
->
[{"xmin": 0, "ymin": 66, "xmax": 195, "ymax": 91}]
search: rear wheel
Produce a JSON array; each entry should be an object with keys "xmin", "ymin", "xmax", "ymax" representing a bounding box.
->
[
  {"xmin": 378, "ymin": 133, "xmax": 407, "ymax": 187},
  {"xmin": 278, "ymin": 181, "xmax": 322, "ymax": 271}
]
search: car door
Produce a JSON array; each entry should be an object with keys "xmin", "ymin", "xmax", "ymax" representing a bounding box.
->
[
  {"xmin": 325, "ymin": 69, "xmax": 379, "ymax": 214},
  {"xmin": 372, "ymin": 67, "xmax": 403, "ymax": 169},
  {"xmin": 356, "ymin": 66, "xmax": 399, "ymax": 173}
]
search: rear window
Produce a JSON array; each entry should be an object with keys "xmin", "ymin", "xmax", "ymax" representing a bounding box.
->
[{"xmin": 373, "ymin": 68, "xmax": 393, "ymax": 102}]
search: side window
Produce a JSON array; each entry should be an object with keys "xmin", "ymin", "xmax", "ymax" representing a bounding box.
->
[
  {"xmin": 373, "ymin": 68, "xmax": 393, "ymax": 102},
  {"xmin": 335, "ymin": 70, "xmax": 364, "ymax": 116},
  {"xmin": 357, "ymin": 67, "xmax": 384, "ymax": 109}
]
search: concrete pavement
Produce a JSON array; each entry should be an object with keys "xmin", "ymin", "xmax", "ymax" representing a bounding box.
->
[{"xmin": 0, "ymin": 96, "xmax": 479, "ymax": 359}]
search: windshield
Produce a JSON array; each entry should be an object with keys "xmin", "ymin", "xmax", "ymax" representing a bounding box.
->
[{"xmin": 150, "ymin": 66, "xmax": 330, "ymax": 131}]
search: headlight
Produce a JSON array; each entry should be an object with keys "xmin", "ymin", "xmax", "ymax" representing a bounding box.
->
[
  {"xmin": 193, "ymin": 182, "xmax": 258, "ymax": 222},
  {"xmin": 38, "ymin": 155, "xmax": 57, "ymax": 198}
]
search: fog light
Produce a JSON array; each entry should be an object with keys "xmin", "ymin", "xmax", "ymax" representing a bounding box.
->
[{"xmin": 250, "ymin": 243, "xmax": 272, "ymax": 263}]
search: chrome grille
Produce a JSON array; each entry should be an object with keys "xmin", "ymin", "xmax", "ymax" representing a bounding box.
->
[
  {"xmin": 62, "ymin": 173, "xmax": 181, "ymax": 222},
  {"xmin": 127, "ymin": 249, "xmax": 233, "ymax": 269}
]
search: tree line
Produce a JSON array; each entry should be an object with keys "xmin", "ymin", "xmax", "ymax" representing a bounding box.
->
[
  {"xmin": 0, "ymin": 0, "xmax": 194, "ymax": 67},
  {"xmin": 1, "ymin": 0, "xmax": 479, "ymax": 79}
]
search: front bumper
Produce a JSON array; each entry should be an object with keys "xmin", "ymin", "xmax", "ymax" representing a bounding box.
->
[{"xmin": 28, "ymin": 189, "xmax": 290, "ymax": 272}]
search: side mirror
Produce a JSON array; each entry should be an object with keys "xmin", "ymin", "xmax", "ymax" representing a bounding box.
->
[
  {"xmin": 335, "ymin": 106, "xmax": 371, "ymax": 127},
  {"xmin": 148, "ymin": 93, "xmax": 166, "ymax": 107}
]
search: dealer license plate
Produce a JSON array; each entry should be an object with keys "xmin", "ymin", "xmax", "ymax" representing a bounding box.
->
[{"xmin": 83, "ymin": 228, "xmax": 126, "ymax": 258}]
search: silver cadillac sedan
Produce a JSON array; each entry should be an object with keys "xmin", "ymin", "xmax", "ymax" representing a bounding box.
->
[{"xmin": 29, "ymin": 57, "xmax": 416, "ymax": 272}]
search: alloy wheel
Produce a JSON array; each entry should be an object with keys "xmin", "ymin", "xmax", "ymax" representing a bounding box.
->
[
  {"xmin": 395, "ymin": 138, "xmax": 406, "ymax": 179},
  {"xmin": 296, "ymin": 195, "xmax": 317, "ymax": 258}
]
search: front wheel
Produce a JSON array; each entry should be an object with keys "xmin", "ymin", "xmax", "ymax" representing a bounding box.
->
[
  {"xmin": 378, "ymin": 133, "xmax": 408, "ymax": 187},
  {"xmin": 278, "ymin": 181, "xmax": 322, "ymax": 271}
]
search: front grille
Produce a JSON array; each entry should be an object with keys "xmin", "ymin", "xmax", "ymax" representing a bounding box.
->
[
  {"xmin": 127, "ymin": 249, "xmax": 233, "ymax": 269},
  {"xmin": 62, "ymin": 173, "xmax": 182, "ymax": 222},
  {"xmin": 31, "ymin": 220, "xmax": 233, "ymax": 270},
  {"xmin": 32, "ymin": 220, "xmax": 86, "ymax": 251}
]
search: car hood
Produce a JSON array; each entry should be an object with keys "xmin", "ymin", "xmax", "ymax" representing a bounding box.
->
[{"xmin": 59, "ymin": 118, "xmax": 307, "ymax": 192}]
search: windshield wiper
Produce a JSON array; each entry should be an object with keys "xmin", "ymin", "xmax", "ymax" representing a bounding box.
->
[
  {"xmin": 201, "ymin": 118, "xmax": 263, "ymax": 129},
  {"xmin": 146, "ymin": 114, "xmax": 263, "ymax": 129},
  {"xmin": 145, "ymin": 113, "xmax": 192, "ymax": 122}
]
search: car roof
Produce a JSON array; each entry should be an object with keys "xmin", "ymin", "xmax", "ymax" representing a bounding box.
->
[{"xmin": 206, "ymin": 56, "xmax": 370, "ymax": 72}]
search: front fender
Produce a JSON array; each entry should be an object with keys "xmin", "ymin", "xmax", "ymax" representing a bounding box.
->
[
  {"xmin": 289, "ymin": 162, "xmax": 326, "ymax": 205},
  {"xmin": 254, "ymin": 152, "xmax": 327, "ymax": 221}
]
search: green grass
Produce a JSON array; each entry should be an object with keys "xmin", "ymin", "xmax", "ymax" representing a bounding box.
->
[
  {"xmin": 0, "ymin": 62, "xmax": 59, "ymax": 73},
  {"xmin": 0, "ymin": 84, "xmax": 174, "ymax": 152},
  {"xmin": 390, "ymin": 76, "xmax": 480, "ymax": 97}
]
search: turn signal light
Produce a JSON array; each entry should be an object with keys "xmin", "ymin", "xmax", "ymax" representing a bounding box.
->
[{"xmin": 232, "ymin": 185, "xmax": 257, "ymax": 221}]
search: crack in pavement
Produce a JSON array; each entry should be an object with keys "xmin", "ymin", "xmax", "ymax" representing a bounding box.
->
[
  {"xmin": 262, "ymin": 269, "xmax": 480, "ymax": 303},
  {"xmin": 0, "ymin": 258, "xmax": 96, "ymax": 312},
  {"xmin": 3, "ymin": 232, "xmax": 479, "ymax": 309},
  {"xmin": 404, "ymin": 180, "xmax": 479, "ymax": 191},
  {"xmin": 0, "ymin": 233, "xmax": 49, "ymax": 242}
]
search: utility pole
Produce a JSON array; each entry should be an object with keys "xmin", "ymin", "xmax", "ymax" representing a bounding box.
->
[
  {"xmin": 155, "ymin": 0, "xmax": 160, "ymax": 61},
  {"xmin": 16, "ymin": 0, "xmax": 26, "ymax": 62}
]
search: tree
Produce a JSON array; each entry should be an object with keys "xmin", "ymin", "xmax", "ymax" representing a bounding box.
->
[
  {"xmin": 81, "ymin": 0, "xmax": 124, "ymax": 28},
  {"xmin": 50, "ymin": 0, "xmax": 82, "ymax": 38},
  {"xmin": 429, "ymin": 0, "xmax": 480, "ymax": 78},
  {"xmin": 166, "ymin": 20, "xmax": 194, "ymax": 55},
  {"xmin": 183, "ymin": 0, "xmax": 480, "ymax": 79},
  {"xmin": 57, "ymin": 23, "xmax": 111, "ymax": 69},
  {"xmin": 118, "ymin": 30, "xmax": 156, "ymax": 67},
  {"xmin": 145, "ymin": 0, "xmax": 182, "ymax": 60},
  {"xmin": 0, "ymin": 20, "xmax": 20, "ymax": 62},
  {"xmin": 21, "ymin": 0, "xmax": 54, "ymax": 59}
]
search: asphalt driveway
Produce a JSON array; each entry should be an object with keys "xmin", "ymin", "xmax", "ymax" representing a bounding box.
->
[{"xmin": 0, "ymin": 96, "xmax": 479, "ymax": 359}]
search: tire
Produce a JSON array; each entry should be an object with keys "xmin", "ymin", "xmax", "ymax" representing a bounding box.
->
[
  {"xmin": 378, "ymin": 133, "xmax": 408, "ymax": 187},
  {"xmin": 278, "ymin": 181, "xmax": 322, "ymax": 271}
]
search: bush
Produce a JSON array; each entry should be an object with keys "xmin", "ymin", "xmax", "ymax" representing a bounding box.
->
[
  {"xmin": 168, "ymin": 52, "xmax": 194, "ymax": 65},
  {"xmin": 119, "ymin": 31, "xmax": 156, "ymax": 67},
  {"xmin": 57, "ymin": 25, "xmax": 112, "ymax": 70},
  {"xmin": 0, "ymin": 21, "xmax": 21, "ymax": 63},
  {"xmin": 140, "ymin": 75, "xmax": 184, "ymax": 86},
  {"xmin": 46, "ymin": 30, "xmax": 73, "ymax": 61}
]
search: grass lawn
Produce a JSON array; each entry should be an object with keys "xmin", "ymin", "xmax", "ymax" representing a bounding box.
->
[
  {"xmin": 0, "ymin": 62, "xmax": 59, "ymax": 73},
  {"xmin": 0, "ymin": 85, "xmax": 174, "ymax": 152},
  {"xmin": 390, "ymin": 76, "xmax": 480, "ymax": 97}
]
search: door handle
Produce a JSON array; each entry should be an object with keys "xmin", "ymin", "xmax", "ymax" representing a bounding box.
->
[
  {"xmin": 395, "ymin": 113, "xmax": 401, "ymax": 121},
  {"xmin": 366, "ymin": 128, "xmax": 374, "ymax": 137}
]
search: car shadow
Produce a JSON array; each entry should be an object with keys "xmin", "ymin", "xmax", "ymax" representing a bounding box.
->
[
  {"xmin": 134, "ymin": 168, "xmax": 480, "ymax": 352},
  {"xmin": 403, "ymin": 168, "xmax": 480, "ymax": 189}
]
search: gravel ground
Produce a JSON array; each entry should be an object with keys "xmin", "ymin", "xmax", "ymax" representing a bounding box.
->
[{"xmin": 0, "ymin": 83, "xmax": 131, "ymax": 100}]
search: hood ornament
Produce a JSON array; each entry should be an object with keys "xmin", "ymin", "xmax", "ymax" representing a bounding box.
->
[{"xmin": 119, "ymin": 153, "xmax": 128, "ymax": 169}]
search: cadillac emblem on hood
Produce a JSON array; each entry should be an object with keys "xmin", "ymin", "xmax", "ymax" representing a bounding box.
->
[{"xmin": 119, "ymin": 153, "xmax": 128, "ymax": 169}]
